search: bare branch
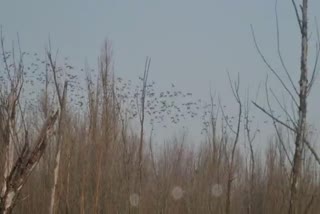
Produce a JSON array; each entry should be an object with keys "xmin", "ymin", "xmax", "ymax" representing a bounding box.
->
[
  {"xmin": 265, "ymin": 78, "xmax": 293, "ymax": 166},
  {"xmin": 137, "ymin": 56, "xmax": 151, "ymax": 194},
  {"xmin": 225, "ymin": 72, "xmax": 242, "ymax": 214},
  {"xmin": 219, "ymin": 96, "xmax": 236, "ymax": 135},
  {"xmin": 46, "ymin": 46, "xmax": 62, "ymax": 107},
  {"xmin": 269, "ymin": 88, "xmax": 297, "ymax": 130},
  {"xmin": 0, "ymin": 28, "xmax": 12, "ymax": 82},
  {"xmin": 308, "ymin": 17, "xmax": 320, "ymax": 94},
  {"xmin": 291, "ymin": 0, "xmax": 303, "ymax": 31},
  {"xmin": 250, "ymin": 25, "xmax": 299, "ymax": 107},
  {"xmin": 275, "ymin": 0, "xmax": 299, "ymax": 95},
  {"xmin": 0, "ymin": 110, "xmax": 59, "ymax": 213},
  {"xmin": 253, "ymin": 99, "xmax": 320, "ymax": 166},
  {"xmin": 252, "ymin": 101, "xmax": 295, "ymax": 132}
]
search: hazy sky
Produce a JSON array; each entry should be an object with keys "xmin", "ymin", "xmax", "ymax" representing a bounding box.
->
[{"xmin": 1, "ymin": 0, "xmax": 320, "ymax": 146}]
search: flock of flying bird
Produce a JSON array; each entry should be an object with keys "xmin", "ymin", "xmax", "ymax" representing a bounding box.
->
[{"xmin": 0, "ymin": 51, "xmax": 265, "ymax": 135}]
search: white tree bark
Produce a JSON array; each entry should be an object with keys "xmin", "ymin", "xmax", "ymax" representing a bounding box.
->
[
  {"xmin": 49, "ymin": 79, "xmax": 68, "ymax": 214},
  {"xmin": 0, "ymin": 110, "xmax": 59, "ymax": 214}
]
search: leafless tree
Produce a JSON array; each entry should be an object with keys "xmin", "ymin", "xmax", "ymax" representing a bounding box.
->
[
  {"xmin": 47, "ymin": 43, "xmax": 68, "ymax": 214},
  {"xmin": 251, "ymin": 0, "xmax": 320, "ymax": 213},
  {"xmin": 136, "ymin": 57, "xmax": 151, "ymax": 191},
  {"xmin": 244, "ymin": 90, "xmax": 259, "ymax": 214},
  {"xmin": 220, "ymin": 72, "xmax": 242, "ymax": 214},
  {"xmin": 0, "ymin": 31, "xmax": 59, "ymax": 214}
]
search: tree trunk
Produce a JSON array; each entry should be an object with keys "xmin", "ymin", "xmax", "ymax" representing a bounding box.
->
[
  {"xmin": 288, "ymin": 1, "xmax": 308, "ymax": 214},
  {"xmin": 0, "ymin": 111, "xmax": 59, "ymax": 214},
  {"xmin": 49, "ymin": 81, "xmax": 68, "ymax": 214}
]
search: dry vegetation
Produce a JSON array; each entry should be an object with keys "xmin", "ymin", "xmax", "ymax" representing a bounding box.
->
[{"xmin": 1, "ymin": 0, "xmax": 320, "ymax": 213}]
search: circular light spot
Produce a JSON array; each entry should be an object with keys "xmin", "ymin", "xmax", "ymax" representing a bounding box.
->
[
  {"xmin": 171, "ymin": 186, "xmax": 184, "ymax": 200},
  {"xmin": 129, "ymin": 193, "xmax": 140, "ymax": 207},
  {"xmin": 211, "ymin": 184, "xmax": 223, "ymax": 197}
]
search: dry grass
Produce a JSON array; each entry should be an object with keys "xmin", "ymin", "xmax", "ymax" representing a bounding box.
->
[{"xmin": 0, "ymin": 38, "xmax": 319, "ymax": 214}]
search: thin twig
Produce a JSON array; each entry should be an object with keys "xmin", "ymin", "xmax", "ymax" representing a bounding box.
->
[
  {"xmin": 252, "ymin": 101, "xmax": 320, "ymax": 166},
  {"xmin": 291, "ymin": 0, "xmax": 302, "ymax": 32},
  {"xmin": 275, "ymin": 0, "xmax": 299, "ymax": 95},
  {"xmin": 269, "ymin": 88, "xmax": 297, "ymax": 130},
  {"xmin": 264, "ymin": 78, "xmax": 293, "ymax": 166},
  {"xmin": 252, "ymin": 101, "xmax": 295, "ymax": 132},
  {"xmin": 308, "ymin": 17, "xmax": 320, "ymax": 94},
  {"xmin": 250, "ymin": 25, "xmax": 299, "ymax": 107}
]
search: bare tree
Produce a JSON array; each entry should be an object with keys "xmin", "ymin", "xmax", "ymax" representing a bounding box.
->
[
  {"xmin": 47, "ymin": 44, "xmax": 68, "ymax": 214},
  {"xmin": 0, "ymin": 32, "xmax": 59, "ymax": 214},
  {"xmin": 288, "ymin": 1, "xmax": 309, "ymax": 213},
  {"xmin": 136, "ymin": 57, "xmax": 151, "ymax": 191},
  {"xmin": 220, "ymin": 72, "xmax": 242, "ymax": 214},
  {"xmin": 251, "ymin": 0, "xmax": 320, "ymax": 213},
  {"xmin": 244, "ymin": 90, "xmax": 258, "ymax": 214}
]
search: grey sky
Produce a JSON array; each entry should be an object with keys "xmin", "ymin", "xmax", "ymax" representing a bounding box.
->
[{"xmin": 1, "ymin": 0, "xmax": 320, "ymax": 146}]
